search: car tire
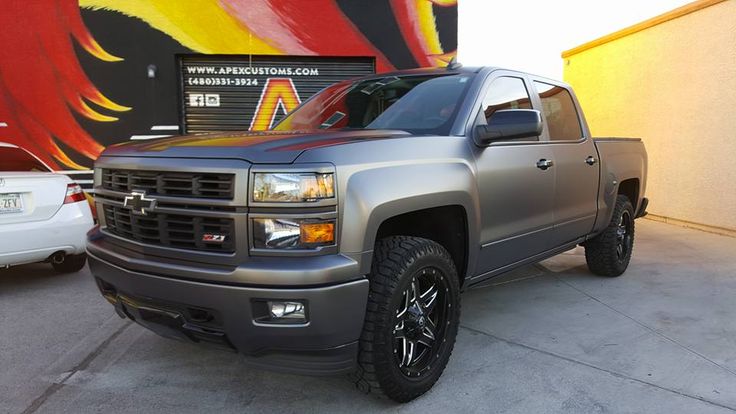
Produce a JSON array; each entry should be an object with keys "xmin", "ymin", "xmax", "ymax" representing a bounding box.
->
[
  {"xmin": 584, "ymin": 195, "xmax": 635, "ymax": 277},
  {"xmin": 353, "ymin": 236, "xmax": 460, "ymax": 402},
  {"xmin": 52, "ymin": 253, "xmax": 87, "ymax": 273}
]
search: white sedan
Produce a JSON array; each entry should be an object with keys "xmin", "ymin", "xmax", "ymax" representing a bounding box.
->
[{"xmin": 0, "ymin": 142, "xmax": 94, "ymax": 273}]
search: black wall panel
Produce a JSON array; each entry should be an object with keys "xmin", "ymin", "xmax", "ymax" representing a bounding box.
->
[{"xmin": 180, "ymin": 55, "xmax": 375, "ymax": 133}]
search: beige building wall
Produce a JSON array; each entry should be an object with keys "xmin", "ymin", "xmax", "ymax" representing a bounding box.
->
[{"xmin": 563, "ymin": 0, "xmax": 736, "ymax": 233}]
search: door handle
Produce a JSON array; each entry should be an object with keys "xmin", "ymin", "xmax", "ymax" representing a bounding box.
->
[
  {"xmin": 585, "ymin": 156, "xmax": 597, "ymax": 166},
  {"xmin": 536, "ymin": 159, "xmax": 554, "ymax": 170}
]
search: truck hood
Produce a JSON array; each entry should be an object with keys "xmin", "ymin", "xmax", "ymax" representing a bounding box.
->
[{"xmin": 100, "ymin": 130, "xmax": 412, "ymax": 164}]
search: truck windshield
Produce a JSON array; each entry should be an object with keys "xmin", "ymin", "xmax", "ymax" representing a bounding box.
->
[{"xmin": 272, "ymin": 73, "xmax": 473, "ymax": 135}]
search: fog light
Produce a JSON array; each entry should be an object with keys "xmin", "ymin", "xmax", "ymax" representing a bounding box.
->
[{"xmin": 268, "ymin": 301, "xmax": 306, "ymax": 320}]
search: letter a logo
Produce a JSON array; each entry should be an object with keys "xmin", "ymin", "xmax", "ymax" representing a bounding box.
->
[{"xmin": 250, "ymin": 78, "xmax": 301, "ymax": 131}]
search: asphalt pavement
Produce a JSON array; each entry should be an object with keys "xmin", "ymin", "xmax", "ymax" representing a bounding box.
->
[{"xmin": 2, "ymin": 219, "xmax": 735, "ymax": 414}]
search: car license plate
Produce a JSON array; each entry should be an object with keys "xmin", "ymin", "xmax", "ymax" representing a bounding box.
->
[{"xmin": 0, "ymin": 193, "xmax": 23, "ymax": 214}]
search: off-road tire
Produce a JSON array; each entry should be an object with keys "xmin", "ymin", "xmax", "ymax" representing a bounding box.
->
[
  {"xmin": 52, "ymin": 253, "xmax": 87, "ymax": 273},
  {"xmin": 353, "ymin": 236, "xmax": 461, "ymax": 402},
  {"xmin": 584, "ymin": 195, "xmax": 635, "ymax": 277}
]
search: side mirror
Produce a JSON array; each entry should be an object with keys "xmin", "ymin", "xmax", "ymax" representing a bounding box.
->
[{"xmin": 474, "ymin": 109, "xmax": 542, "ymax": 145}]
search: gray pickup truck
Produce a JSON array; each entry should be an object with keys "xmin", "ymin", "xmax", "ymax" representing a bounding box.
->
[{"xmin": 87, "ymin": 65, "xmax": 648, "ymax": 402}]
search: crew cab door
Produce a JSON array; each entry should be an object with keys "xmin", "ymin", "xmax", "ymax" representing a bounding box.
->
[
  {"xmin": 471, "ymin": 74, "xmax": 556, "ymax": 276},
  {"xmin": 530, "ymin": 80, "xmax": 599, "ymax": 245}
]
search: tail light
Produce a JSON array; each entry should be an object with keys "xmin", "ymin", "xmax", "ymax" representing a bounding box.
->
[{"xmin": 64, "ymin": 183, "xmax": 86, "ymax": 204}]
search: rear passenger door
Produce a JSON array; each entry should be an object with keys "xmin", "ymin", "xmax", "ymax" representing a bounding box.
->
[{"xmin": 531, "ymin": 80, "xmax": 599, "ymax": 245}]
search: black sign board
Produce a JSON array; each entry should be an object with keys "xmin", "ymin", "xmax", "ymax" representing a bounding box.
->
[{"xmin": 179, "ymin": 55, "xmax": 375, "ymax": 133}]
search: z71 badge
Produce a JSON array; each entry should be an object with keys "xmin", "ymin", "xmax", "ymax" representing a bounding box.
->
[{"xmin": 202, "ymin": 234, "xmax": 226, "ymax": 243}]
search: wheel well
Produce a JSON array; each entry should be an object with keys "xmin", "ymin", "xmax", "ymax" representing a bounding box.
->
[
  {"xmin": 375, "ymin": 205, "xmax": 468, "ymax": 286},
  {"xmin": 618, "ymin": 178, "xmax": 640, "ymax": 209}
]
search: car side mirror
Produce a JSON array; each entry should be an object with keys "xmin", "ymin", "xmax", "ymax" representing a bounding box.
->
[{"xmin": 474, "ymin": 109, "xmax": 543, "ymax": 146}]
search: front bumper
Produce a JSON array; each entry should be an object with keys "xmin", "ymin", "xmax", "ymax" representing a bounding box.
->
[{"xmin": 87, "ymin": 252, "xmax": 369, "ymax": 375}]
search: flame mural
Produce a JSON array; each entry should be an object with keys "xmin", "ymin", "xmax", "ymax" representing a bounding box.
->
[
  {"xmin": 0, "ymin": 0, "xmax": 457, "ymax": 170},
  {"xmin": 0, "ymin": 0, "xmax": 130, "ymax": 169}
]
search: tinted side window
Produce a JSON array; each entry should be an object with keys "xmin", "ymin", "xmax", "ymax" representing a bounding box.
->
[
  {"xmin": 0, "ymin": 147, "xmax": 50, "ymax": 172},
  {"xmin": 480, "ymin": 77, "xmax": 532, "ymax": 123},
  {"xmin": 534, "ymin": 81, "xmax": 583, "ymax": 141}
]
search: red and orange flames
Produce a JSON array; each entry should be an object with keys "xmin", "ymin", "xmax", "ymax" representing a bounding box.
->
[
  {"xmin": 0, "ymin": 0, "xmax": 129, "ymax": 170},
  {"xmin": 0, "ymin": 0, "xmax": 456, "ymax": 170}
]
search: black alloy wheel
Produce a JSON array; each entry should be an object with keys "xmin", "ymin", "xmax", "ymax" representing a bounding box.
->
[
  {"xmin": 584, "ymin": 195, "xmax": 636, "ymax": 277},
  {"xmin": 353, "ymin": 236, "xmax": 460, "ymax": 402},
  {"xmin": 392, "ymin": 266, "xmax": 451, "ymax": 378},
  {"xmin": 615, "ymin": 209, "xmax": 633, "ymax": 264}
]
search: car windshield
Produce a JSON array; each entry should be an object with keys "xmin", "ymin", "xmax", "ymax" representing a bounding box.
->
[
  {"xmin": 272, "ymin": 73, "xmax": 473, "ymax": 135},
  {"xmin": 0, "ymin": 146, "xmax": 50, "ymax": 172}
]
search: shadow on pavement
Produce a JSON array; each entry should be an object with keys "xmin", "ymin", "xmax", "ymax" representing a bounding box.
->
[{"xmin": 0, "ymin": 263, "xmax": 78, "ymax": 291}]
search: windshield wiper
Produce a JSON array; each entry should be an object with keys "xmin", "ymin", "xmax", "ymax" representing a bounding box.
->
[
  {"xmin": 360, "ymin": 76, "xmax": 400, "ymax": 95},
  {"xmin": 319, "ymin": 111, "xmax": 346, "ymax": 129}
]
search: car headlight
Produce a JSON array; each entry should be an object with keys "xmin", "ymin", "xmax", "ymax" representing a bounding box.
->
[
  {"xmin": 252, "ymin": 173, "xmax": 335, "ymax": 203},
  {"xmin": 252, "ymin": 218, "xmax": 335, "ymax": 249}
]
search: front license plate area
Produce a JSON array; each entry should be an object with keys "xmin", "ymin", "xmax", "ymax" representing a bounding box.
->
[
  {"xmin": 119, "ymin": 299, "xmax": 191, "ymax": 342},
  {"xmin": 115, "ymin": 295, "xmax": 234, "ymax": 350},
  {"xmin": 0, "ymin": 193, "xmax": 23, "ymax": 214}
]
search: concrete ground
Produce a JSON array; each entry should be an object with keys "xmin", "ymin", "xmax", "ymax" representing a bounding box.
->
[{"xmin": 1, "ymin": 219, "xmax": 735, "ymax": 414}]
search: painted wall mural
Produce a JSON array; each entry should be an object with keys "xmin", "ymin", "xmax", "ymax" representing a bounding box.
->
[{"xmin": 0, "ymin": 0, "xmax": 457, "ymax": 170}]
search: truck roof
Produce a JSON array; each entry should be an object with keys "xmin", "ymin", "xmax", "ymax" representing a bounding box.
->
[{"xmin": 360, "ymin": 65, "xmax": 568, "ymax": 87}]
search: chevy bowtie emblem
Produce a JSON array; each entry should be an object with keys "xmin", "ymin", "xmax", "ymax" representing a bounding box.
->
[{"xmin": 123, "ymin": 191, "xmax": 156, "ymax": 215}]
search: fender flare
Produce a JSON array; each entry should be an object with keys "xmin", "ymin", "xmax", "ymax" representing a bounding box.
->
[{"xmin": 339, "ymin": 162, "xmax": 480, "ymax": 277}]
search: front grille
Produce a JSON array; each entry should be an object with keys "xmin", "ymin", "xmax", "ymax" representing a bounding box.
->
[
  {"xmin": 103, "ymin": 205, "xmax": 235, "ymax": 253},
  {"xmin": 102, "ymin": 169, "xmax": 235, "ymax": 199}
]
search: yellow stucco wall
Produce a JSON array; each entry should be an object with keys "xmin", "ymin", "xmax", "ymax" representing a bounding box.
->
[{"xmin": 563, "ymin": 0, "xmax": 736, "ymax": 232}]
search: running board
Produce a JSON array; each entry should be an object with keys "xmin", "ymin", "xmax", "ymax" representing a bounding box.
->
[{"xmin": 465, "ymin": 237, "xmax": 586, "ymax": 288}]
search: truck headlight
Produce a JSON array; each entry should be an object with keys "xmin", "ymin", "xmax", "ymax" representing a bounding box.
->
[
  {"xmin": 252, "ymin": 218, "xmax": 335, "ymax": 249},
  {"xmin": 252, "ymin": 173, "xmax": 334, "ymax": 203}
]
